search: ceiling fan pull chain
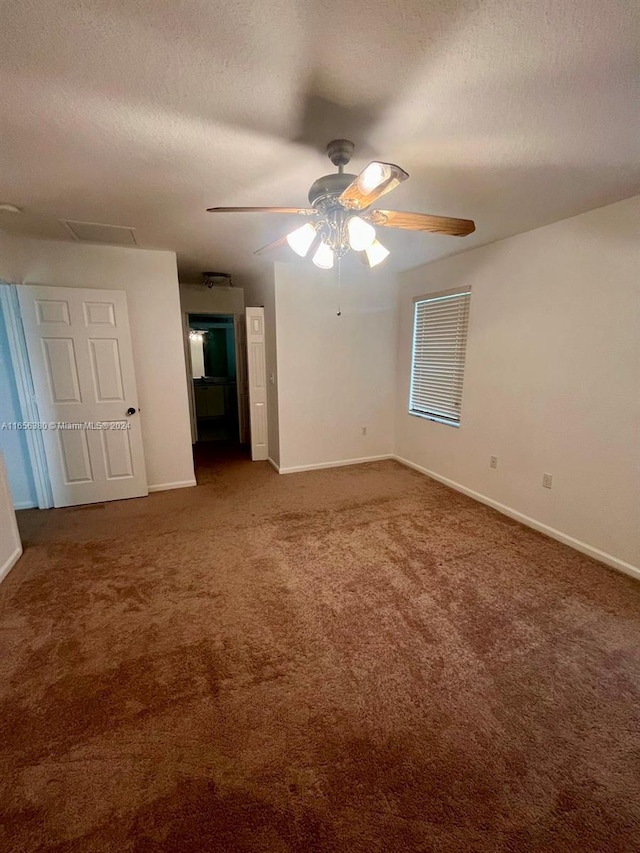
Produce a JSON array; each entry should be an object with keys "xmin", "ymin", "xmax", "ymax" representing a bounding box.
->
[{"xmin": 336, "ymin": 257, "xmax": 342, "ymax": 317}]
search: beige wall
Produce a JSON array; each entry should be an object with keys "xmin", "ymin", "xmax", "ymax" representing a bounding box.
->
[
  {"xmin": 395, "ymin": 195, "xmax": 640, "ymax": 574},
  {"xmin": 0, "ymin": 452, "xmax": 22, "ymax": 583},
  {"xmin": 0, "ymin": 233, "xmax": 195, "ymax": 491},
  {"xmin": 274, "ymin": 261, "xmax": 397, "ymax": 472},
  {"xmin": 179, "ymin": 284, "xmax": 244, "ymax": 316}
]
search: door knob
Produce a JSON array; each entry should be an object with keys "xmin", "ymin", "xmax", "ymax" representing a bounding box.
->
[{"xmin": 126, "ymin": 407, "xmax": 138, "ymax": 416}]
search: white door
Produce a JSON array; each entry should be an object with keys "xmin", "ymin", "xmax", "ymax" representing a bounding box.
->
[
  {"xmin": 245, "ymin": 307, "xmax": 268, "ymax": 461},
  {"xmin": 234, "ymin": 313, "xmax": 249, "ymax": 445},
  {"xmin": 18, "ymin": 285, "xmax": 148, "ymax": 507}
]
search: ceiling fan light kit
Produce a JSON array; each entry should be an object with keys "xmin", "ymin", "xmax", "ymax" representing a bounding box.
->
[
  {"xmin": 365, "ymin": 239, "xmax": 391, "ymax": 268},
  {"xmin": 312, "ymin": 240, "xmax": 334, "ymax": 270},
  {"xmin": 207, "ymin": 140, "xmax": 475, "ymax": 270},
  {"xmin": 286, "ymin": 222, "xmax": 317, "ymax": 257},
  {"xmin": 347, "ymin": 216, "xmax": 376, "ymax": 251}
]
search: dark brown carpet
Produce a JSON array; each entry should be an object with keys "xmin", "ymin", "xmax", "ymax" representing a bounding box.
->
[{"xmin": 1, "ymin": 451, "xmax": 639, "ymax": 852}]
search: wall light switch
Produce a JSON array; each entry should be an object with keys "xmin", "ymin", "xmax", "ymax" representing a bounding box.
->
[
  {"xmin": 542, "ymin": 473, "xmax": 553, "ymax": 489},
  {"xmin": 490, "ymin": 456, "xmax": 498, "ymax": 469},
  {"xmin": 361, "ymin": 426, "xmax": 367, "ymax": 436}
]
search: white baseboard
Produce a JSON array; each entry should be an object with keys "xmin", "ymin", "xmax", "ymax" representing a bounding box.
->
[
  {"xmin": 148, "ymin": 479, "xmax": 197, "ymax": 493},
  {"xmin": 279, "ymin": 454, "xmax": 393, "ymax": 475},
  {"xmin": 268, "ymin": 457, "xmax": 280, "ymax": 473},
  {"xmin": 0, "ymin": 545, "xmax": 23, "ymax": 584},
  {"xmin": 394, "ymin": 455, "xmax": 640, "ymax": 581}
]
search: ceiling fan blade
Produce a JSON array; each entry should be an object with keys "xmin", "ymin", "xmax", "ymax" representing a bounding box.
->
[
  {"xmin": 338, "ymin": 161, "xmax": 409, "ymax": 210},
  {"xmin": 207, "ymin": 206, "xmax": 315, "ymax": 215},
  {"xmin": 368, "ymin": 210, "xmax": 475, "ymax": 236},
  {"xmin": 253, "ymin": 234, "xmax": 290, "ymax": 255}
]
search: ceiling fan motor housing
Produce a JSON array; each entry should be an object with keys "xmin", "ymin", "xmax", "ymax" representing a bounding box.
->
[{"xmin": 308, "ymin": 172, "xmax": 357, "ymax": 208}]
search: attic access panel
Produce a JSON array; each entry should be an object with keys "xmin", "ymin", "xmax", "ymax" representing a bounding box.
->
[{"xmin": 62, "ymin": 220, "xmax": 137, "ymax": 246}]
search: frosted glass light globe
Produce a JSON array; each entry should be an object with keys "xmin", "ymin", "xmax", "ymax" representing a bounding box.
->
[
  {"xmin": 365, "ymin": 239, "xmax": 390, "ymax": 267},
  {"xmin": 286, "ymin": 222, "xmax": 317, "ymax": 257},
  {"xmin": 347, "ymin": 216, "xmax": 376, "ymax": 251},
  {"xmin": 312, "ymin": 241, "xmax": 334, "ymax": 270}
]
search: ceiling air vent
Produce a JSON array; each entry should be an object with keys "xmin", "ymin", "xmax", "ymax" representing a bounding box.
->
[{"xmin": 62, "ymin": 220, "xmax": 137, "ymax": 246}]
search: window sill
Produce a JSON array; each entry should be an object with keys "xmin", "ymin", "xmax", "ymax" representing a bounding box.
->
[{"xmin": 408, "ymin": 410, "xmax": 461, "ymax": 428}]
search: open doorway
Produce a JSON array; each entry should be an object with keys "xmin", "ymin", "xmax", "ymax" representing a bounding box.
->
[{"xmin": 187, "ymin": 313, "xmax": 249, "ymax": 473}]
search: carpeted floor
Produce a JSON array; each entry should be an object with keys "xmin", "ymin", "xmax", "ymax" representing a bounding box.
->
[{"xmin": 1, "ymin": 449, "xmax": 639, "ymax": 852}]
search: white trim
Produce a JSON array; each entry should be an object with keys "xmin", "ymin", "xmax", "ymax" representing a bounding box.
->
[
  {"xmin": 182, "ymin": 310, "xmax": 198, "ymax": 444},
  {"xmin": 268, "ymin": 457, "xmax": 280, "ymax": 473},
  {"xmin": 0, "ymin": 545, "xmax": 22, "ymax": 584},
  {"xmin": 394, "ymin": 455, "xmax": 640, "ymax": 581},
  {"xmin": 0, "ymin": 450, "xmax": 23, "ymax": 584},
  {"xmin": 148, "ymin": 479, "xmax": 197, "ymax": 493},
  {"xmin": 0, "ymin": 284, "xmax": 53, "ymax": 509},
  {"xmin": 279, "ymin": 454, "xmax": 393, "ymax": 475}
]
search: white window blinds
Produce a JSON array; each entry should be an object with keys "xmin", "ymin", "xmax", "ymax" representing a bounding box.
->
[{"xmin": 409, "ymin": 288, "xmax": 471, "ymax": 426}]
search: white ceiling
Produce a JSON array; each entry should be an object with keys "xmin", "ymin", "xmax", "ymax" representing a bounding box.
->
[{"xmin": 1, "ymin": 0, "xmax": 639, "ymax": 285}]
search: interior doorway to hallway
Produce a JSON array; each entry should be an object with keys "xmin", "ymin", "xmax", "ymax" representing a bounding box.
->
[
  {"xmin": 188, "ymin": 314, "xmax": 238, "ymax": 443},
  {"xmin": 186, "ymin": 313, "xmax": 250, "ymax": 474}
]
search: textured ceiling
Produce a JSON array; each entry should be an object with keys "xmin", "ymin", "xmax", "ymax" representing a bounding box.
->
[{"xmin": 1, "ymin": 0, "xmax": 639, "ymax": 285}]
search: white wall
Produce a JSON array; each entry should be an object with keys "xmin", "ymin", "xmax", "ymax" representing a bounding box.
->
[
  {"xmin": 396, "ymin": 195, "xmax": 640, "ymax": 574},
  {"xmin": 275, "ymin": 261, "xmax": 397, "ymax": 473},
  {"xmin": 244, "ymin": 270, "xmax": 279, "ymax": 466},
  {"xmin": 0, "ymin": 233, "xmax": 195, "ymax": 491},
  {"xmin": 0, "ymin": 451, "xmax": 22, "ymax": 582}
]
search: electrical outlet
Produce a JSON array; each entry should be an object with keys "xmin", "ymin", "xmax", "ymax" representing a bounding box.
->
[
  {"xmin": 490, "ymin": 456, "xmax": 498, "ymax": 469},
  {"xmin": 542, "ymin": 473, "xmax": 553, "ymax": 489},
  {"xmin": 361, "ymin": 426, "xmax": 367, "ymax": 436}
]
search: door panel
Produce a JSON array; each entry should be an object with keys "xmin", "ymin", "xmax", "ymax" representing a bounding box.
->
[
  {"xmin": 59, "ymin": 429, "xmax": 93, "ymax": 483},
  {"xmin": 245, "ymin": 307, "xmax": 268, "ymax": 461},
  {"xmin": 88, "ymin": 339, "xmax": 124, "ymax": 401},
  {"xmin": 41, "ymin": 338, "xmax": 82, "ymax": 402},
  {"xmin": 18, "ymin": 285, "xmax": 148, "ymax": 507},
  {"xmin": 83, "ymin": 301, "xmax": 116, "ymax": 326},
  {"xmin": 100, "ymin": 428, "xmax": 134, "ymax": 479},
  {"xmin": 36, "ymin": 298, "xmax": 71, "ymax": 325}
]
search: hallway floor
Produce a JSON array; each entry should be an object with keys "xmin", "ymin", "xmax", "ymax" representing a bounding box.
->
[
  {"xmin": 193, "ymin": 439, "xmax": 250, "ymax": 484},
  {"xmin": 1, "ymin": 458, "xmax": 639, "ymax": 851}
]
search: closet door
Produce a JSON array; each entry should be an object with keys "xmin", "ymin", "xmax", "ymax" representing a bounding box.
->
[{"xmin": 245, "ymin": 307, "xmax": 268, "ymax": 460}]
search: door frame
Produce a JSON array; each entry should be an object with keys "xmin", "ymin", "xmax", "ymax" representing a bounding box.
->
[
  {"xmin": 182, "ymin": 310, "xmax": 198, "ymax": 443},
  {"xmin": 0, "ymin": 283, "xmax": 53, "ymax": 509},
  {"xmin": 234, "ymin": 313, "xmax": 250, "ymax": 445}
]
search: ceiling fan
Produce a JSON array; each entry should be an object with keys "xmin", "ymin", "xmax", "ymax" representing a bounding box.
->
[{"xmin": 207, "ymin": 140, "xmax": 475, "ymax": 269}]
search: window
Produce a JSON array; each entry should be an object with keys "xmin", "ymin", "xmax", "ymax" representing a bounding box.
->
[{"xmin": 409, "ymin": 287, "xmax": 471, "ymax": 427}]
